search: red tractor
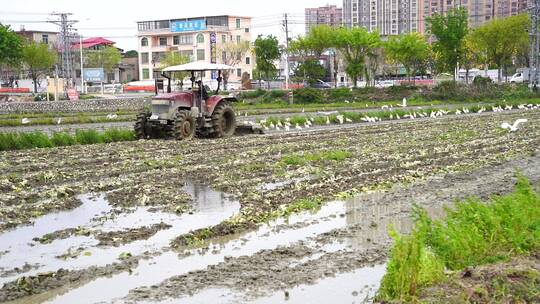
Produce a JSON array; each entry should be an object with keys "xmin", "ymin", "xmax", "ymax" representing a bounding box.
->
[{"xmin": 135, "ymin": 63, "xmax": 238, "ymax": 140}]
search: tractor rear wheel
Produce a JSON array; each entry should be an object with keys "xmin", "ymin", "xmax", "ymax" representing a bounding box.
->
[
  {"xmin": 211, "ymin": 101, "xmax": 236, "ymax": 138},
  {"xmin": 172, "ymin": 110, "xmax": 196, "ymax": 140},
  {"xmin": 134, "ymin": 111, "xmax": 150, "ymax": 139}
]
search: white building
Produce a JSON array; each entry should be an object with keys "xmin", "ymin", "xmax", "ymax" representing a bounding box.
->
[{"xmin": 137, "ymin": 15, "xmax": 252, "ymax": 87}]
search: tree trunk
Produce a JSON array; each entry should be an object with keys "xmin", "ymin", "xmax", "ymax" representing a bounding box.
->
[{"xmin": 32, "ymin": 74, "xmax": 38, "ymax": 94}]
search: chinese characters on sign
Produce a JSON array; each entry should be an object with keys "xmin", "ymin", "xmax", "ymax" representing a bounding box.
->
[
  {"xmin": 83, "ymin": 68, "xmax": 105, "ymax": 82},
  {"xmin": 171, "ymin": 20, "xmax": 206, "ymax": 32},
  {"xmin": 210, "ymin": 32, "xmax": 217, "ymax": 79}
]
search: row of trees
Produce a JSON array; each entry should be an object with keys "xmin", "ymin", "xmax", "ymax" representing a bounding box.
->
[
  {"xmin": 281, "ymin": 9, "xmax": 529, "ymax": 87},
  {"xmin": 0, "ymin": 23, "xmax": 125, "ymax": 93}
]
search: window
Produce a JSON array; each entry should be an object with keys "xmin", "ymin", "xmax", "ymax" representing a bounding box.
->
[
  {"xmin": 180, "ymin": 50, "xmax": 193, "ymax": 60},
  {"xmin": 141, "ymin": 53, "xmax": 149, "ymax": 64},
  {"xmin": 142, "ymin": 68, "xmax": 150, "ymax": 79},
  {"xmin": 222, "ymin": 51, "xmax": 227, "ymax": 62},
  {"xmin": 173, "ymin": 36, "xmax": 179, "ymax": 45},
  {"xmin": 222, "ymin": 35, "xmax": 227, "ymax": 43},
  {"xmin": 197, "ymin": 49, "xmax": 205, "ymax": 61},
  {"xmin": 236, "ymin": 18, "xmax": 241, "ymax": 29},
  {"xmin": 141, "ymin": 37, "xmax": 148, "ymax": 47},
  {"xmin": 236, "ymin": 52, "xmax": 241, "ymax": 61},
  {"xmin": 159, "ymin": 37, "xmax": 167, "ymax": 46},
  {"xmin": 245, "ymin": 28, "xmax": 249, "ymax": 33},
  {"xmin": 237, "ymin": 68, "xmax": 242, "ymax": 77},
  {"xmin": 42, "ymin": 34, "xmax": 49, "ymax": 44},
  {"xmin": 196, "ymin": 34, "xmax": 204, "ymax": 44},
  {"xmin": 246, "ymin": 57, "xmax": 250, "ymax": 65},
  {"xmin": 236, "ymin": 35, "xmax": 241, "ymax": 43}
]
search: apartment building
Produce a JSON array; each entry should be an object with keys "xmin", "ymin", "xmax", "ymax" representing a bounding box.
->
[
  {"xmin": 422, "ymin": 0, "xmax": 528, "ymax": 29},
  {"xmin": 343, "ymin": 0, "xmax": 528, "ymax": 35},
  {"xmin": 343, "ymin": 0, "xmax": 420, "ymax": 35},
  {"xmin": 136, "ymin": 15, "xmax": 252, "ymax": 84},
  {"xmin": 305, "ymin": 5, "xmax": 343, "ymax": 33}
]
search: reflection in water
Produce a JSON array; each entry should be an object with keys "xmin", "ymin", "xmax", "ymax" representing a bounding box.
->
[
  {"xmin": 0, "ymin": 181, "xmax": 240, "ymax": 288},
  {"xmin": 344, "ymin": 191, "xmax": 445, "ymax": 250}
]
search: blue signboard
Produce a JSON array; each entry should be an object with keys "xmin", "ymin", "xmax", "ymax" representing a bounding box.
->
[
  {"xmin": 171, "ymin": 20, "xmax": 206, "ymax": 32},
  {"xmin": 83, "ymin": 68, "xmax": 105, "ymax": 82}
]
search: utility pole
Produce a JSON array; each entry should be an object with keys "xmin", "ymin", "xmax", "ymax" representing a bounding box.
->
[
  {"xmin": 529, "ymin": 0, "xmax": 540, "ymax": 91},
  {"xmin": 283, "ymin": 13, "xmax": 290, "ymax": 90},
  {"xmin": 79, "ymin": 35, "xmax": 85, "ymax": 94},
  {"xmin": 49, "ymin": 13, "xmax": 78, "ymax": 91}
]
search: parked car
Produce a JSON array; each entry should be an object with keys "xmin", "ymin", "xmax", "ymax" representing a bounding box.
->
[{"xmin": 305, "ymin": 79, "xmax": 331, "ymax": 89}]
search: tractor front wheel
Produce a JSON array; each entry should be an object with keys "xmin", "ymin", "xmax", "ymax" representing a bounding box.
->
[
  {"xmin": 134, "ymin": 111, "xmax": 150, "ymax": 139},
  {"xmin": 172, "ymin": 110, "xmax": 196, "ymax": 140},
  {"xmin": 211, "ymin": 101, "xmax": 236, "ymax": 138}
]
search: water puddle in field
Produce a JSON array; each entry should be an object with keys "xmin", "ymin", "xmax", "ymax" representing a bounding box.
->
[
  {"xmin": 30, "ymin": 191, "xmax": 445, "ymax": 304},
  {"xmin": 3, "ymin": 184, "xmax": 446, "ymax": 304},
  {"xmin": 0, "ymin": 180, "xmax": 240, "ymax": 286},
  {"xmin": 171, "ymin": 264, "xmax": 386, "ymax": 304}
]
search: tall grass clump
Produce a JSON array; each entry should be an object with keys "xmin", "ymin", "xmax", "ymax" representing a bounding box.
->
[
  {"xmin": 377, "ymin": 176, "xmax": 540, "ymax": 302},
  {"xmin": 0, "ymin": 129, "xmax": 136, "ymax": 151}
]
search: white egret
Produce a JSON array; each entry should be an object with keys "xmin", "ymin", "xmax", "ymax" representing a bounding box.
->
[
  {"xmin": 21, "ymin": 118, "xmax": 30, "ymax": 125},
  {"xmin": 500, "ymin": 119, "xmax": 528, "ymax": 132}
]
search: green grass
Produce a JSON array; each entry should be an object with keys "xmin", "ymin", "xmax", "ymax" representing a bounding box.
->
[
  {"xmin": 0, "ymin": 114, "xmax": 136, "ymax": 127},
  {"xmin": 0, "ymin": 129, "xmax": 136, "ymax": 151},
  {"xmin": 377, "ymin": 175, "xmax": 540, "ymax": 302}
]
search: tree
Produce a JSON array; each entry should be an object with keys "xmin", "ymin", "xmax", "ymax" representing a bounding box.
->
[
  {"xmin": 385, "ymin": 32, "xmax": 429, "ymax": 83},
  {"xmin": 160, "ymin": 51, "xmax": 189, "ymax": 89},
  {"xmin": 254, "ymin": 35, "xmax": 281, "ymax": 89},
  {"xmin": 461, "ymin": 34, "xmax": 484, "ymax": 84},
  {"xmin": 124, "ymin": 50, "xmax": 138, "ymax": 58},
  {"xmin": 289, "ymin": 25, "xmax": 335, "ymax": 85},
  {"xmin": 294, "ymin": 59, "xmax": 326, "ymax": 85},
  {"xmin": 219, "ymin": 40, "xmax": 251, "ymax": 89},
  {"xmin": 470, "ymin": 14, "xmax": 529, "ymax": 82},
  {"xmin": 333, "ymin": 27, "xmax": 380, "ymax": 87},
  {"xmin": 0, "ymin": 24, "xmax": 23, "ymax": 68},
  {"xmin": 427, "ymin": 8, "xmax": 469, "ymax": 81},
  {"xmin": 86, "ymin": 46, "xmax": 121, "ymax": 74},
  {"xmin": 22, "ymin": 42, "xmax": 57, "ymax": 93}
]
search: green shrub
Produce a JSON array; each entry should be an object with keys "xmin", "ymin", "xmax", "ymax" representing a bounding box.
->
[
  {"xmin": 240, "ymin": 89, "xmax": 266, "ymax": 99},
  {"xmin": 102, "ymin": 128, "xmax": 135, "ymax": 143},
  {"xmin": 472, "ymin": 75, "xmax": 493, "ymax": 87},
  {"xmin": 293, "ymin": 88, "xmax": 324, "ymax": 103},
  {"xmin": 51, "ymin": 132, "xmax": 77, "ymax": 146},
  {"xmin": 327, "ymin": 88, "xmax": 353, "ymax": 101}
]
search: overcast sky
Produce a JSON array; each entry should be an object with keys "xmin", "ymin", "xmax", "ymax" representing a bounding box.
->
[{"xmin": 1, "ymin": 0, "xmax": 340, "ymax": 51}]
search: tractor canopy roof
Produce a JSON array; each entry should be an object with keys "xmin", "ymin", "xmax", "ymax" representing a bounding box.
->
[{"xmin": 162, "ymin": 62, "xmax": 234, "ymax": 72}]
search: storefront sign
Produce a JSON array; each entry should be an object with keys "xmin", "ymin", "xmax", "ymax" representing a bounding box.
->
[{"xmin": 171, "ymin": 20, "xmax": 206, "ymax": 32}]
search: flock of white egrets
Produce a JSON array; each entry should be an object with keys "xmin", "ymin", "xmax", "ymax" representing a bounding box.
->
[{"xmin": 249, "ymin": 100, "xmax": 537, "ymax": 133}]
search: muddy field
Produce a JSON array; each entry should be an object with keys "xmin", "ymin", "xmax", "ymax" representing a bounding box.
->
[{"xmin": 0, "ymin": 110, "xmax": 539, "ymax": 303}]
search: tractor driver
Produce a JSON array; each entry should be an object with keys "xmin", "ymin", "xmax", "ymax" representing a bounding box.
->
[{"xmin": 195, "ymin": 80, "xmax": 209, "ymax": 100}]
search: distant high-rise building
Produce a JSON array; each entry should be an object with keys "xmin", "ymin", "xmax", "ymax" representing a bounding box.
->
[
  {"xmin": 422, "ymin": 0, "xmax": 528, "ymax": 29},
  {"xmin": 343, "ymin": 0, "xmax": 528, "ymax": 35},
  {"xmin": 342, "ymin": 0, "xmax": 420, "ymax": 35},
  {"xmin": 305, "ymin": 5, "xmax": 343, "ymax": 33}
]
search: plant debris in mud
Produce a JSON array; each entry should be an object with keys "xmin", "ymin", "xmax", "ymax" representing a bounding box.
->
[
  {"xmin": 95, "ymin": 223, "xmax": 172, "ymax": 247},
  {"xmin": 376, "ymin": 176, "xmax": 540, "ymax": 302},
  {"xmin": 0, "ymin": 256, "xmax": 140, "ymax": 302},
  {"xmin": 33, "ymin": 223, "xmax": 173, "ymax": 248},
  {"xmin": 418, "ymin": 255, "xmax": 540, "ymax": 303}
]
